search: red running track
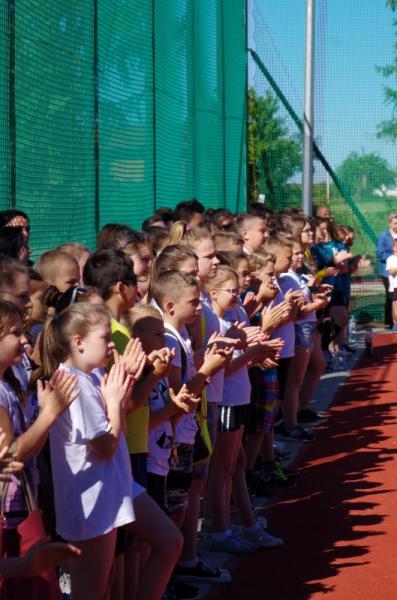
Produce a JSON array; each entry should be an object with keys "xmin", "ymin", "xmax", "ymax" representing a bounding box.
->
[{"xmin": 207, "ymin": 334, "xmax": 397, "ymax": 600}]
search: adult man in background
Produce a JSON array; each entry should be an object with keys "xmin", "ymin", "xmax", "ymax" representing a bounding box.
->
[{"xmin": 377, "ymin": 211, "xmax": 397, "ymax": 329}]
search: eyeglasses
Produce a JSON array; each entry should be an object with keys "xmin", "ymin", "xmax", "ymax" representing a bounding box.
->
[
  {"xmin": 302, "ymin": 228, "xmax": 313, "ymax": 234},
  {"xmin": 217, "ymin": 287, "xmax": 240, "ymax": 296}
]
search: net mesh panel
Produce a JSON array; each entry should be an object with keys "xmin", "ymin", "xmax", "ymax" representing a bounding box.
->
[
  {"xmin": 250, "ymin": 0, "xmax": 397, "ymax": 323},
  {"xmin": 98, "ymin": 1, "xmax": 154, "ymax": 228},
  {"xmin": 0, "ymin": 0, "xmax": 246, "ymax": 255},
  {"xmin": 155, "ymin": 0, "xmax": 195, "ymax": 209},
  {"xmin": 224, "ymin": 0, "xmax": 247, "ymax": 213},
  {"xmin": 15, "ymin": 1, "xmax": 96, "ymax": 257},
  {"xmin": 0, "ymin": 3, "xmax": 9, "ymax": 208},
  {"xmin": 193, "ymin": 0, "xmax": 225, "ymax": 209}
]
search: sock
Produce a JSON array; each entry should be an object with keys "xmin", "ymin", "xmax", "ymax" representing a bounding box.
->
[
  {"xmin": 178, "ymin": 558, "xmax": 199, "ymax": 569},
  {"xmin": 213, "ymin": 529, "xmax": 232, "ymax": 542}
]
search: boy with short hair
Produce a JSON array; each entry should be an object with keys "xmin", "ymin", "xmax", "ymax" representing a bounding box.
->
[
  {"xmin": 127, "ymin": 304, "xmax": 199, "ymax": 511},
  {"xmin": 36, "ymin": 249, "xmax": 80, "ymax": 293},
  {"xmin": 152, "ymin": 269, "xmax": 232, "ymax": 586},
  {"xmin": 236, "ymin": 213, "xmax": 268, "ymax": 254}
]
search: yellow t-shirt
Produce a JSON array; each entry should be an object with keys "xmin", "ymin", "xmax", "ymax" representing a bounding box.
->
[{"xmin": 110, "ymin": 318, "xmax": 149, "ymax": 455}]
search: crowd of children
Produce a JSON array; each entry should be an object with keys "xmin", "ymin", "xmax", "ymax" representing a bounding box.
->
[{"xmin": 0, "ymin": 201, "xmax": 367, "ymax": 599}]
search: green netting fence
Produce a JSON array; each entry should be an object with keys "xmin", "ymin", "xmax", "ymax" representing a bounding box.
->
[
  {"xmin": 249, "ymin": 0, "xmax": 397, "ymax": 323},
  {"xmin": 0, "ymin": 0, "xmax": 247, "ymax": 258}
]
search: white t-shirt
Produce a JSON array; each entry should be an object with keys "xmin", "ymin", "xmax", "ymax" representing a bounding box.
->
[
  {"xmin": 271, "ymin": 281, "xmax": 295, "ymax": 359},
  {"xmin": 200, "ymin": 293, "xmax": 224, "ymax": 404},
  {"xmin": 218, "ymin": 316, "xmax": 251, "ymax": 407},
  {"xmin": 165, "ymin": 324, "xmax": 198, "ymax": 445},
  {"xmin": 386, "ymin": 254, "xmax": 397, "ymax": 291},
  {"xmin": 49, "ymin": 365, "xmax": 135, "ymax": 542},
  {"xmin": 147, "ymin": 378, "xmax": 173, "ymax": 477},
  {"xmin": 224, "ymin": 299, "xmax": 251, "ymax": 327},
  {"xmin": 280, "ymin": 271, "xmax": 316, "ymax": 324}
]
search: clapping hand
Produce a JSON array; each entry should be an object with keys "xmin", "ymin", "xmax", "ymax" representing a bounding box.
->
[
  {"xmin": 255, "ymin": 338, "xmax": 284, "ymax": 368},
  {"xmin": 256, "ymin": 279, "xmax": 278, "ymax": 302},
  {"xmin": 169, "ymin": 384, "xmax": 200, "ymax": 414},
  {"xmin": 224, "ymin": 321, "xmax": 247, "ymax": 348},
  {"xmin": 37, "ymin": 369, "xmax": 80, "ymax": 419},
  {"xmin": 117, "ymin": 338, "xmax": 147, "ymax": 381},
  {"xmin": 201, "ymin": 343, "xmax": 234, "ymax": 377},
  {"xmin": 101, "ymin": 362, "xmax": 134, "ymax": 408},
  {"xmin": 148, "ymin": 347, "xmax": 175, "ymax": 378},
  {"xmin": 261, "ymin": 301, "xmax": 290, "ymax": 333}
]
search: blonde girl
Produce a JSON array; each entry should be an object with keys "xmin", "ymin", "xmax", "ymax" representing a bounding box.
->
[
  {"xmin": 279, "ymin": 241, "xmax": 329, "ymax": 435},
  {"xmin": 206, "ymin": 267, "xmax": 282, "ymax": 551},
  {"xmin": 41, "ymin": 303, "xmax": 135, "ymax": 600}
]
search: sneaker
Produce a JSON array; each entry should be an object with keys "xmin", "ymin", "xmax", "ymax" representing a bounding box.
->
[
  {"xmin": 212, "ymin": 533, "xmax": 255, "ymax": 555},
  {"xmin": 174, "ymin": 560, "xmax": 231, "ymax": 584},
  {"xmin": 165, "ymin": 580, "xmax": 199, "ymax": 600},
  {"xmin": 261, "ymin": 460, "xmax": 299, "ymax": 479},
  {"xmin": 280, "ymin": 425, "xmax": 316, "ymax": 442},
  {"xmin": 297, "ymin": 408, "xmax": 327, "ymax": 425},
  {"xmin": 260, "ymin": 463, "xmax": 296, "ymax": 490},
  {"xmin": 239, "ymin": 526, "xmax": 284, "ymax": 549},
  {"xmin": 246, "ymin": 469, "xmax": 277, "ymax": 497},
  {"xmin": 271, "ymin": 462, "xmax": 298, "ymax": 487},
  {"xmin": 278, "ymin": 464, "xmax": 300, "ymax": 478}
]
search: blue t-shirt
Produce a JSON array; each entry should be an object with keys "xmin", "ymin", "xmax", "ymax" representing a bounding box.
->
[{"xmin": 310, "ymin": 241, "xmax": 351, "ymax": 302}]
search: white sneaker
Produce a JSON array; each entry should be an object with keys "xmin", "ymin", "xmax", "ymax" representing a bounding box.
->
[
  {"xmin": 212, "ymin": 533, "xmax": 255, "ymax": 555},
  {"xmin": 240, "ymin": 526, "xmax": 284, "ymax": 549}
]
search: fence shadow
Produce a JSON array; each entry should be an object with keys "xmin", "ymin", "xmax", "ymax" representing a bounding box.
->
[{"xmin": 206, "ymin": 338, "xmax": 397, "ymax": 600}]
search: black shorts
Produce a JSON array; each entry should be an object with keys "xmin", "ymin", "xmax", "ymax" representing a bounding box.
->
[
  {"xmin": 329, "ymin": 290, "xmax": 347, "ymax": 307},
  {"xmin": 165, "ymin": 469, "xmax": 192, "ymax": 514},
  {"xmin": 388, "ymin": 289, "xmax": 397, "ymax": 302},
  {"xmin": 218, "ymin": 405, "xmax": 247, "ymax": 433},
  {"xmin": 276, "ymin": 357, "xmax": 292, "ymax": 401},
  {"xmin": 147, "ymin": 472, "xmax": 166, "ymax": 511},
  {"xmin": 130, "ymin": 453, "xmax": 148, "ymax": 488}
]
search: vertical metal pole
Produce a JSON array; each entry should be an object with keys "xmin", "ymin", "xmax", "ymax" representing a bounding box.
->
[{"xmin": 302, "ymin": 0, "xmax": 315, "ymax": 216}]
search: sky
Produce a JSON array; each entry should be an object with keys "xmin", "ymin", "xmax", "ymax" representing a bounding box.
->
[{"xmin": 249, "ymin": 0, "xmax": 397, "ymax": 177}]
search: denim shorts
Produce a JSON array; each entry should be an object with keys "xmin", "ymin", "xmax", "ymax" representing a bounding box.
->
[{"xmin": 294, "ymin": 322, "xmax": 317, "ymax": 349}]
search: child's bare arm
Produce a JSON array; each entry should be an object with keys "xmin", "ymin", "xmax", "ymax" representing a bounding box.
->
[{"xmin": 0, "ymin": 371, "xmax": 79, "ymax": 462}]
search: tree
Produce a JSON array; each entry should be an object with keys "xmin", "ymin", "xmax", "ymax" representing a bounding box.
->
[
  {"xmin": 377, "ymin": 1, "xmax": 397, "ymax": 141},
  {"xmin": 248, "ymin": 88, "xmax": 301, "ymax": 208},
  {"xmin": 335, "ymin": 152, "xmax": 396, "ymax": 196}
]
